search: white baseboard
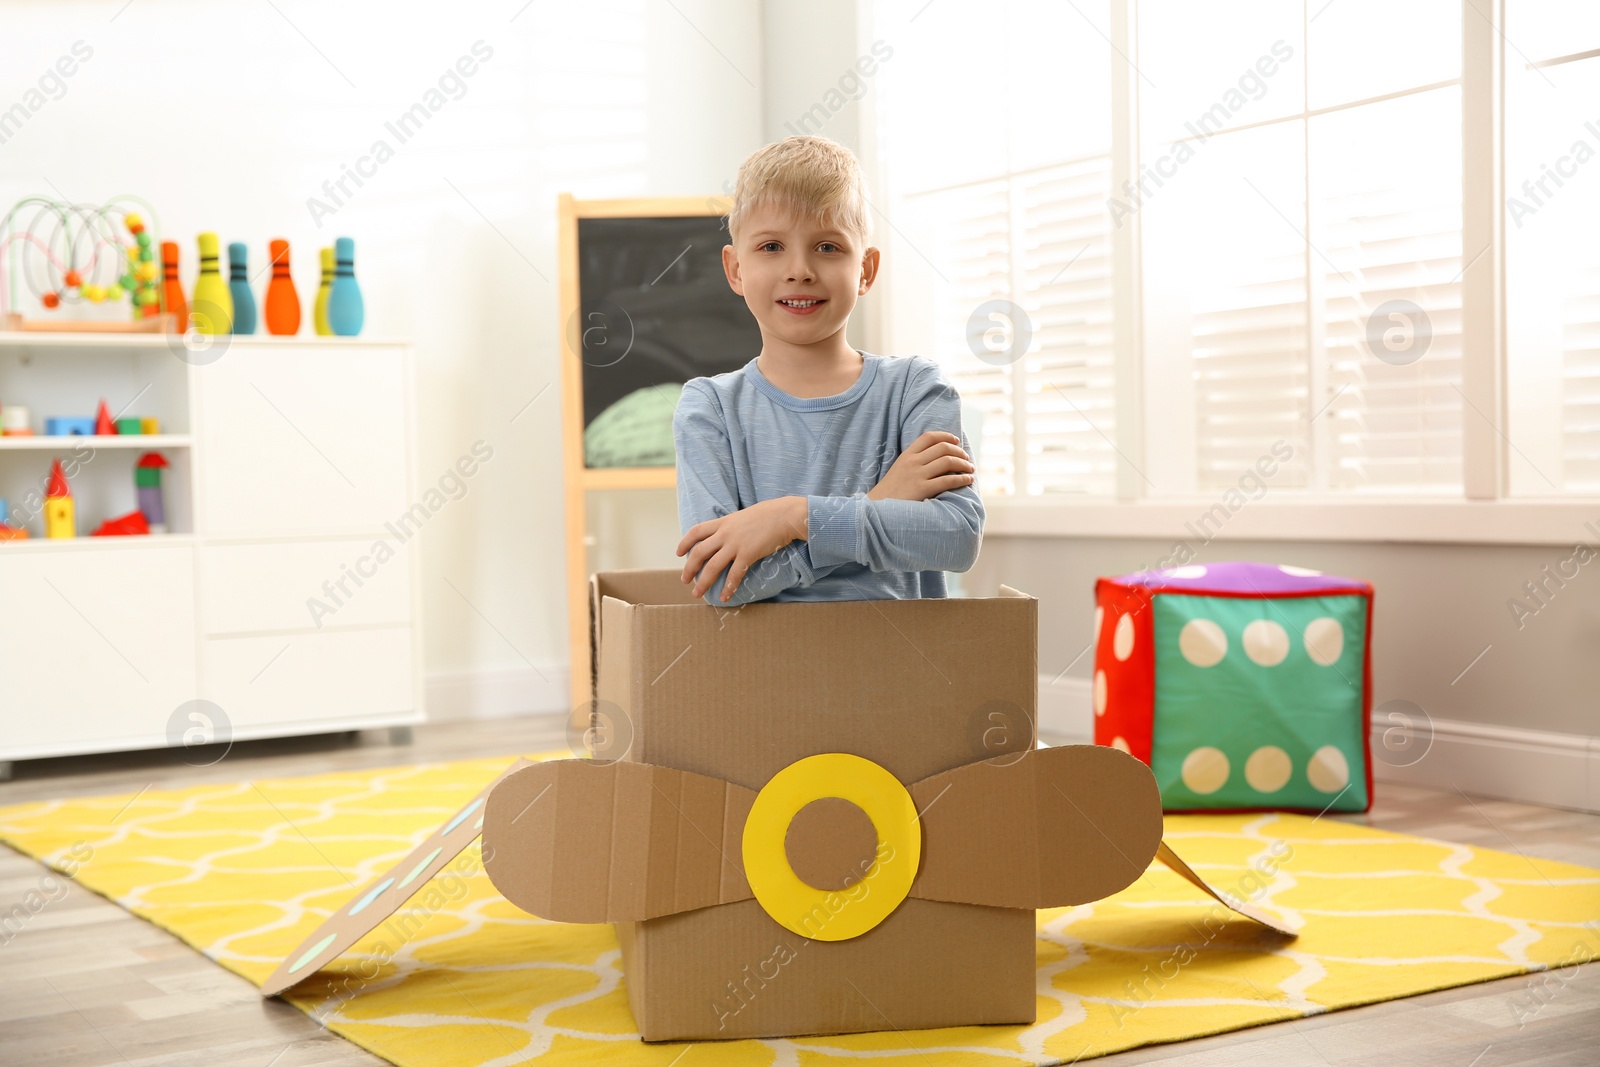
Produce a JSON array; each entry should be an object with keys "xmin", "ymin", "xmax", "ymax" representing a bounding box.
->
[
  {"xmin": 1034, "ymin": 673, "xmax": 1600, "ymax": 815},
  {"xmin": 1038, "ymin": 675, "xmax": 1094, "ymax": 742},
  {"xmin": 424, "ymin": 665, "xmax": 571, "ymax": 722},
  {"xmin": 1372, "ymin": 717, "xmax": 1600, "ymax": 815}
]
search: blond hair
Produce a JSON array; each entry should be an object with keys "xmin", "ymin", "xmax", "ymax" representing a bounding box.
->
[{"xmin": 726, "ymin": 135, "xmax": 873, "ymax": 249}]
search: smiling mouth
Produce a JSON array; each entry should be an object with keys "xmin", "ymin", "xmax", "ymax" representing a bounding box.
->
[{"xmin": 777, "ymin": 298, "xmax": 826, "ymax": 311}]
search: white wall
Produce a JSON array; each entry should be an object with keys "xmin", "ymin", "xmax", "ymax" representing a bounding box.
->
[
  {"xmin": 1, "ymin": 0, "xmax": 764, "ymax": 716},
  {"xmin": 761, "ymin": 0, "xmax": 885, "ymax": 355}
]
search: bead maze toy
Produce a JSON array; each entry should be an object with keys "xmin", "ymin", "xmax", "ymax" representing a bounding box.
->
[{"xmin": 0, "ymin": 196, "xmax": 177, "ymax": 332}]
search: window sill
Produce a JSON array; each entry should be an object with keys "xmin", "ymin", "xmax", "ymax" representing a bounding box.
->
[{"xmin": 983, "ymin": 495, "xmax": 1600, "ymax": 546}]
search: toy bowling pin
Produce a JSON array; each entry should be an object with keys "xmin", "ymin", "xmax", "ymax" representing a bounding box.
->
[
  {"xmin": 135, "ymin": 452, "xmax": 170, "ymax": 534},
  {"xmin": 161, "ymin": 241, "xmax": 189, "ymax": 331},
  {"xmin": 264, "ymin": 239, "xmax": 301, "ymax": 335},
  {"xmin": 314, "ymin": 247, "xmax": 333, "ymax": 336},
  {"xmin": 228, "ymin": 242, "xmax": 257, "ymax": 335},
  {"xmin": 191, "ymin": 232, "xmax": 234, "ymax": 335},
  {"xmin": 327, "ymin": 236, "xmax": 364, "ymax": 336},
  {"xmin": 44, "ymin": 458, "xmax": 74, "ymax": 539}
]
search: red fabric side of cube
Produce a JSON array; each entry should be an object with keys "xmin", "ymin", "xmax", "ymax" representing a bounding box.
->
[{"xmin": 1092, "ymin": 577, "xmax": 1156, "ymax": 764}]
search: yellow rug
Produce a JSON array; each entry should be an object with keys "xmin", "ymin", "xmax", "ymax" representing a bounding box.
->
[{"xmin": 2, "ymin": 753, "xmax": 1597, "ymax": 1066}]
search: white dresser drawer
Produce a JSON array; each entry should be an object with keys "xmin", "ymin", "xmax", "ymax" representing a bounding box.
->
[
  {"xmin": 200, "ymin": 627, "xmax": 414, "ymax": 730},
  {"xmin": 0, "ymin": 544, "xmax": 197, "ymax": 754},
  {"xmin": 193, "ymin": 345, "xmax": 411, "ymax": 536},
  {"xmin": 200, "ymin": 539, "xmax": 413, "ymax": 635}
]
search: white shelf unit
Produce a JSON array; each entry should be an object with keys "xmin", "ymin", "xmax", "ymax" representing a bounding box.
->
[{"xmin": 0, "ymin": 332, "xmax": 424, "ymax": 770}]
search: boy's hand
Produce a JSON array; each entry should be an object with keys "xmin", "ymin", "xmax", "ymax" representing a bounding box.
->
[
  {"xmin": 867, "ymin": 431, "xmax": 976, "ymax": 502},
  {"xmin": 677, "ymin": 496, "xmax": 806, "ymax": 603}
]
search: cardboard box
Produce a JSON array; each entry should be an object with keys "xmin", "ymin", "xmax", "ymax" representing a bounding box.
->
[
  {"xmin": 587, "ymin": 568, "xmax": 1041, "ymax": 1041},
  {"xmin": 261, "ymin": 569, "xmax": 1294, "ymax": 1038}
]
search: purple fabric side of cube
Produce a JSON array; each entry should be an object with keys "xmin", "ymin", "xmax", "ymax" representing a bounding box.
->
[{"xmin": 1112, "ymin": 560, "xmax": 1368, "ymax": 596}]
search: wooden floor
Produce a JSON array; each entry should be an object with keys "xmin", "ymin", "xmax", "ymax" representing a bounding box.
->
[{"xmin": 1, "ymin": 718, "xmax": 1595, "ymax": 1066}]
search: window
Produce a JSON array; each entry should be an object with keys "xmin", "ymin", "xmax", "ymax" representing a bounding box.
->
[
  {"xmin": 1140, "ymin": 0, "xmax": 1463, "ymax": 496},
  {"xmin": 1505, "ymin": 1, "xmax": 1600, "ymax": 494},
  {"xmin": 873, "ymin": 0, "xmax": 1115, "ymax": 496},
  {"xmin": 873, "ymin": 0, "xmax": 1595, "ymax": 512}
]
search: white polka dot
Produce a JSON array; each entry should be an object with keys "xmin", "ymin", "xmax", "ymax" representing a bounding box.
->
[
  {"xmin": 1245, "ymin": 746, "xmax": 1292, "ymax": 793},
  {"xmin": 1164, "ymin": 565, "xmax": 1207, "ymax": 579},
  {"xmin": 1178, "ymin": 618, "xmax": 1227, "ymax": 667},
  {"xmin": 1181, "ymin": 747, "xmax": 1230, "ymax": 794},
  {"xmin": 1111, "ymin": 736, "xmax": 1131, "ymax": 754},
  {"xmin": 1280, "ymin": 564, "xmax": 1322, "ymax": 577},
  {"xmin": 1308, "ymin": 746, "xmax": 1350, "ymax": 793},
  {"xmin": 1094, "ymin": 670, "xmax": 1107, "ymax": 717},
  {"xmin": 1243, "ymin": 619, "xmax": 1290, "ymax": 666},
  {"xmin": 1304, "ymin": 617, "xmax": 1345, "ymax": 666},
  {"xmin": 1093, "ymin": 606, "xmax": 1104, "ymax": 647},
  {"xmin": 1113, "ymin": 613, "xmax": 1135, "ymax": 661}
]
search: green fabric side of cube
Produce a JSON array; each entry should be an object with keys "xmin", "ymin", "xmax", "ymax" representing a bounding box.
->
[{"xmin": 1151, "ymin": 592, "xmax": 1368, "ymax": 811}]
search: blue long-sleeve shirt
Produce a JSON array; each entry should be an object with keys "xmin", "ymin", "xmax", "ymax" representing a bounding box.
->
[{"xmin": 672, "ymin": 350, "xmax": 984, "ymax": 606}]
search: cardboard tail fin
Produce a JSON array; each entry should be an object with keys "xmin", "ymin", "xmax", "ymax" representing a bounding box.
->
[
  {"xmin": 260, "ymin": 758, "xmax": 536, "ymax": 998},
  {"xmin": 1155, "ymin": 840, "xmax": 1300, "ymax": 937}
]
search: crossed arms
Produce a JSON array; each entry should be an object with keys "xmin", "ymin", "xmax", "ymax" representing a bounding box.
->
[{"xmin": 672, "ymin": 359, "xmax": 984, "ymax": 607}]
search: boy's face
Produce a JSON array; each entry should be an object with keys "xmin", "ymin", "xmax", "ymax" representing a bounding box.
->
[{"xmin": 722, "ymin": 201, "xmax": 879, "ymax": 352}]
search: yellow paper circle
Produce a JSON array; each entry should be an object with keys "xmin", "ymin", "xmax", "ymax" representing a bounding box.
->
[{"xmin": 741, "ymin": 753, "xmax": 920, "ymax": 941}]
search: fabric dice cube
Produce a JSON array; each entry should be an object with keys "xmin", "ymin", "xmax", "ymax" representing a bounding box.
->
[{"xmin": 1092, "ymin": 561, "xmax": 1373, "ymax": 813}]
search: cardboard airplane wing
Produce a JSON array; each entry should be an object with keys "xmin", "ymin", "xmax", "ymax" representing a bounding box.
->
[{"xmin": 263, "ymin": 744, "xmax": 1295, "ymax": 998}]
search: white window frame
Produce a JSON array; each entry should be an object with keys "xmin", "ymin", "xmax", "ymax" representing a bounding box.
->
[{"xmin": 962, "ymin": 0, "xmax": 1600, "ymax": 546}]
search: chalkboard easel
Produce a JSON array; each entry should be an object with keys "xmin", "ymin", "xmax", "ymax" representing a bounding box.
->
[{"xmin": 558, "ymin": 193, "xmax": 763, "ymax": 712}]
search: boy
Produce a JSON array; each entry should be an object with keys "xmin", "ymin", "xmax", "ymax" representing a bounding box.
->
[{"xmin": 674, "ymin": 134, "xmax": 983, "ymax": 606}]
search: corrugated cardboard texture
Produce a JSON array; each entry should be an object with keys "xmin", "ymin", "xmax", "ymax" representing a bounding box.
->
[
  {"xmin": 785, "ymin": 797, "xmax": 877, "ymax": 891},
  {"xmin": 618, "ymin": 899, "xmax": 1035, "ymax": 1041},
  {"xmin": 483, "ymin": 759, "xmax": 754, "ymax": 923},
  {"xmin": 480, "ymin": 745, "xmax": 1166, "ymax": 921},
  {"xmin": 910, "ymin": 744, "xmax": 1164, "ymax": 909},
  {"xmin": 590, "ymin": 569, "xmax": 1040, "ymax": 1041},
  {"xmin": 591, "ymin": 572, "xmax": 1038, "ymax": 790}
]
